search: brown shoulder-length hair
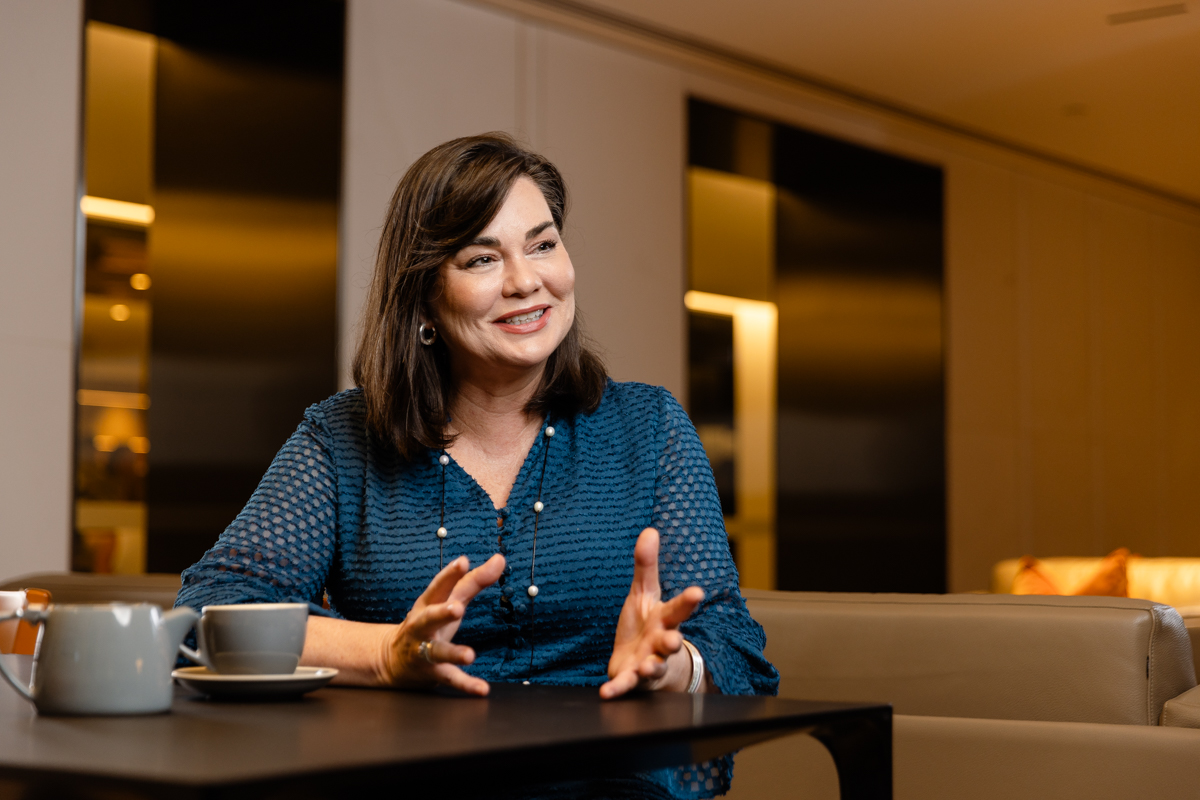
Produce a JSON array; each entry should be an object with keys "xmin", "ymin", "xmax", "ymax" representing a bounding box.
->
[{"xmin": 352, "ymin": 133, "xmax": 607, "ymax": 460}]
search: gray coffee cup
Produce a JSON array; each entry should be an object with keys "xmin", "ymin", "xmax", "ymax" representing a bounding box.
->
[{"xmin": 178, "ymin": 603, "xmax": 308, "ymax": 675}]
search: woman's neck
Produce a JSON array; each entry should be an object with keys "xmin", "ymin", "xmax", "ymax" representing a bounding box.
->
[
  {"xmin": 447, "ymin": 368, "xmax": 543, "ymax": 450},
  {"xmin": 445, "ymin": 370, "xmax": 546, "ymax": 509}
]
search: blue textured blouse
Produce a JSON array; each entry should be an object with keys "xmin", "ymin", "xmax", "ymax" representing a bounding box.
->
[{"xmin": 176, "ymin": 379, "xmax": 778, "ymax": 798}]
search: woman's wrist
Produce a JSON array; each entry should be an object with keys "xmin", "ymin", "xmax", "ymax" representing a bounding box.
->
[
  {"xmin": 374, "ymin": 623, "xmax": 402, "ymax": 686},
  {"xmin": 301, "ymin": 615, "xmax": 398, "ymax": 687},
  {"xmin": 658, "ymin": 642, "xmax": 702, "ymax": 693}
]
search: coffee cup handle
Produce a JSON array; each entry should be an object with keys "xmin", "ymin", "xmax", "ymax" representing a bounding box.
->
[
  {"xmin": 177, "ymin": 632, "xmax": 211, "ymax": 669},
  {"xmin": 0, "ymin": 610, "xmax": 39, "ymax": 702}
]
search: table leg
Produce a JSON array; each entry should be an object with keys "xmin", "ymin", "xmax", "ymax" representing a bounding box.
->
[{"xmin": 809, "ymin": 707, "xmax": 892, "ymax": 800}]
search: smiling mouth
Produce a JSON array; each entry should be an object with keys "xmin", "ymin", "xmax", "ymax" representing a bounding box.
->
[{"xmin": 499, "ymin": 308, "xmax": 546, "ymax": 325}]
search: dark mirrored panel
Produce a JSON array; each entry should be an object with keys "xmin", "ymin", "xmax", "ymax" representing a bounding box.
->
[
  {"xmin": 688, "ymin": 98, "xmax": 946, "ymax": 593},
  {"xmin": 78, "ymin": 0, "xmax": 344, "ymax": 574},
  {"xmin": 688, "ymin": 311, "xmax": 737, "ymax": 518}
]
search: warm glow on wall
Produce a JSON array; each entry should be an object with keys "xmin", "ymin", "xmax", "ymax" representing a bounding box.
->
[
  {"xmin": 130, "ymin": 273, "xmax": 151, "ymax": 290},
  {"xmin": 93, "ymin": 435, "xmax": 119, "ymax": 453},
  {"xmin": 684, "ymin": 290, "xmax": 778, "ymax": 589},
  {"xmin": 109, "ymin": 303, "xmax": 131, "ymax": 321},
  {"xmin": 77, "ymin": 390, "xmax": 151, "ymax": 410},
  {"xmin": 685, "ymin": 290, "xmax": 775, "ymax": 319},
  {"xmin": 688, "ymin": 168, "xmax": 775, "ymax": 301},
  {"xmin": 81, "ymin": 195, "xmax": 155, "ymax": 226}
]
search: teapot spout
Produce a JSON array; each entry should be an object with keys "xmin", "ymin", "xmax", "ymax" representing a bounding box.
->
[{"xmin": 159, "ymin": 605, "xmax": 199, "ymax": 649}]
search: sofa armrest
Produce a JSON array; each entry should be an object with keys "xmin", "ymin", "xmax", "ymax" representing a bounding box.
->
[{"xmin": 1161, "ymin": 684, "xmax": 1200, "ymax": 728}]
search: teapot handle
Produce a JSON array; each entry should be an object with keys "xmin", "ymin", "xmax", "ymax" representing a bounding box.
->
[{"xmin": 0, "ymin": 610, "xmax": 38, "ymax": 702}]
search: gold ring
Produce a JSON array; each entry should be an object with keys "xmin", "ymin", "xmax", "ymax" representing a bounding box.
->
[{"xmin": 418, "ymin": 640, "xmax": 435, "ymax": 664}]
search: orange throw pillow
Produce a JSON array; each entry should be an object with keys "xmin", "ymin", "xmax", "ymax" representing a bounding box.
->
[
  {"xmin": 1012, "ymin": 555, "xmax": 1061, "ymax": 595},
  {"xmin": 1074, "ymin": 548, "xmax": 1130, "ymax": 597},
  {"xmin": 1012, "ymin": 549, "xmax": 1130, "ymax": 598}
]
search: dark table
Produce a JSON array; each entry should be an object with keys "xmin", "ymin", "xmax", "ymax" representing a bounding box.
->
[{"xmin": 0, "ymin": 657, "xmax": 890, "ymax": 799}]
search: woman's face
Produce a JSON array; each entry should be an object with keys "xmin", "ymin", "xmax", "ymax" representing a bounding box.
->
[{"xmin": 431, "ymin": 175, "xmax": 576, "ymax": 383}]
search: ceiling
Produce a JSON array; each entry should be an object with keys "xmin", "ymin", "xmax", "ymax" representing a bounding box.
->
[{"xmin": 569, "ymin": 0, "xmax": 1200, "ymax": 205}]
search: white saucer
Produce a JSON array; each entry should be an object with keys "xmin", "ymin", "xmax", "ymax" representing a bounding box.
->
[{"xmin": 172, "ymin": 666, "xmax": 338, "ymax": 699}]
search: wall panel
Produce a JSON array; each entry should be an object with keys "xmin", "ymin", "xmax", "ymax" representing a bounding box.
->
[
  {"xmin": 1088, "ymin": 200, "xmax": 1157, "ymax": 555},
  {"xmin": 945, "ymin": 158, "xmax": 1021, "ymax": 590},
  {"xmin": 1018, "ymin": 178, "xmax": 1093, "ymax": 559},
  {"xmin": 0, "ymin": 0, "xmax": 81, "ymax": 577},
  {"xmin": 340, "ymin": 0, "xmax": 521, "ymax": 387},
  {"xmin": 538, "ymin": 28, "xmax": 685, "ymax": 397},
  {"xmin": 1155, "ymin": 218, "xmax": 1200, "ymax": 556}
]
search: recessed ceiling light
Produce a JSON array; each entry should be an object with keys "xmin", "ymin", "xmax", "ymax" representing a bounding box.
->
[{"xmin": 1107, "ymin": 3, "xmax": 1188, "ymax": 25}]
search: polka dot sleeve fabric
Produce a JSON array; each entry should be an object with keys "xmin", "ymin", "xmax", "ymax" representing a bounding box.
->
[
  {"xmin": 175, "ymin": 411, "xmax": 339, "ymax": 615},
  {"xmin": 650, "ymin": 391, "xmax": 780, "ymax": 799}
]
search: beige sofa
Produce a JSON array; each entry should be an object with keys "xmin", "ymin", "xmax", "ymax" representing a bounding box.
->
[{"xmin": 728, "ymin": 590, "xmax": 1200, "ymax": 800}]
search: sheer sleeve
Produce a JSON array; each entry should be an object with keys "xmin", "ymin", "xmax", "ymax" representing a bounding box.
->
[
  {"xmin": 648, "ymin": 390, "xmax": 779, "ymax": 798},
  {"xmin": 175, "ymin": 408, "xmax": 340, "ymax": 617},
  {"xmin": 653, "ymin": 391, "xmax": 779, "ymax": 697}
]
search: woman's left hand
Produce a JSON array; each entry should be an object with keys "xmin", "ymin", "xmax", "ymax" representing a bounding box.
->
[{"xmin": 600, "ymin": 527, "xmax": 706, "ymax": 699}]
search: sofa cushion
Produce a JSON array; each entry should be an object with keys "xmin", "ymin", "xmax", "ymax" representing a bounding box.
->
[
  {"xmin": 1161, "ymin": 683, "xmax": 1200, "ymax": 728},
  {"xmin": 896, "ymin": 715, "xmax": 1200, "ymax": 800},
  {"xmin": 744, "ymin": 590, "xmax": 1196, "ymax": 725},
  {"xmin": 725, "ymin": 715, "xmax": 1200, "ymax": 800}
]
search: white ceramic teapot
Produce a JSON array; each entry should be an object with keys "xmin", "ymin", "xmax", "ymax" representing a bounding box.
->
[{"xmin": 0, "ymin": 603, "xmax": 198, "ymax": 715}]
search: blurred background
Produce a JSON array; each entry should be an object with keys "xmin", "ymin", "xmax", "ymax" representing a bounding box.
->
[{"xmin": 2, "ymin": 0, "xmax": 1199, "ymax": 592}]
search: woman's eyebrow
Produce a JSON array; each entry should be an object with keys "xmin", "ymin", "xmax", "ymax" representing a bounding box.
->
[
  {"xmin": 467, "ymin": 221, "xmax": 554, "ymax": 248},
  {"xmin": 526, "ymin": 221, "xmax": 554, "ymax": 239}
]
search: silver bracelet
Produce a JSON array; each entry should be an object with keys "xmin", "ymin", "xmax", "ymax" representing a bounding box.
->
[{"xmin": 682, "ymin": 639, "xmax": 704, "ymax": 694}]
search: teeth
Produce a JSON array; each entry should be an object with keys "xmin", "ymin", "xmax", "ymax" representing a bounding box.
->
[{"xmin": 502, "ymin": 309, "xmax": 545, "ymax": 325}]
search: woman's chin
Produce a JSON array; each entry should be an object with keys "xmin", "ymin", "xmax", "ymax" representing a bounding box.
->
[{"xmin": 489, "ymin": 336, "xmax": 567, "ymax": 371}]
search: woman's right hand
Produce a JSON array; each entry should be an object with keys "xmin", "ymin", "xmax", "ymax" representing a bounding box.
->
[{"xmin": 376, "ymin": 553, "xmax": 505, "ymax": 696}]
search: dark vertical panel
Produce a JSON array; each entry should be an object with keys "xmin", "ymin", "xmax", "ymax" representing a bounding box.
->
[
  {"xmin": 144, "ymin": 4, "xmax": 343, "ymax": 573},
  {"xmin": 688, "ymin": 311, "xmax": 737, "ymax": 516},
  {"xmin": 772, "ymin": 118, "xmax": 945, "ymax": 593},
  {"xmin": 688, "ymin": 98, "xmax": 946, "ymax": 593}
]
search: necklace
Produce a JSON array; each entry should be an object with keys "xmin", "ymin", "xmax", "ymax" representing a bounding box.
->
[{"xmin": 435, "ymin": 423, "xmax": 555, "ymax": 678}]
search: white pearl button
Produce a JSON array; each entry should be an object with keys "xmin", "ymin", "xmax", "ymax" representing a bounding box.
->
[
  {"xmin": 533, "ymin": 501, "xmax": 544, "ymax": 513},
  {"xmin": 545, "ymin": 426, "xmax": 555, "ymax": 437},
  {"xmin": 436, "ymin": 527, "xmax": 447, "ymax": 539},
  {"xmin": 438, "ymin": 455, "xmax": 449, "ymax": 466},
  {"xmin": 527, "ymin": 585, "xmax": 539, "ymax": 597}
]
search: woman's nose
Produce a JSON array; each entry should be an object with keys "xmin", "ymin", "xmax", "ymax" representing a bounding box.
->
[{"xmin": 504, "ymin": 255, "xmax": 542, "ymax": 296}]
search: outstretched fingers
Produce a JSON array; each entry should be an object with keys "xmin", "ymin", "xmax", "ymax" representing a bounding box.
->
[
  {"xmin": 599, "ymin": 668, "xmax": 640, "ymax": 700},
  {"xmin": 416, "ymin": 556, "xmax": 471, "ymax": 607},
  {"xmin": 630, "ymin": 528, "xmax": 661, "ymax": 598},
  {"xmin": 408, "ymin": 600, "xmax": 466, "ymax": 643},
  {"xmin": 449, "ymin": 553, "xmax": 506, "ymax": 606},
  {"xmin": 659, "ymin": 586, "xmax": 705, "ymax": 629},
  {"xmin": 435, "ymin": 664, "xmax": 490, "ymax": 696}
]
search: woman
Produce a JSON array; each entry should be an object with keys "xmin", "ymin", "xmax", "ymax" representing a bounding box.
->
[{"xmin": 177, "ymin": 133, "xmax": 777, "ymax": 798}]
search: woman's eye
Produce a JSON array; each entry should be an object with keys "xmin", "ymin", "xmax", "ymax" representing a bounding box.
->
[
  {"xmin": 466, "ymin": 255, "xmax": 494, "ymax": 268},
  {"xmin": 535, "ymin": 240, "xmax": 557, "ymax": 253}
]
